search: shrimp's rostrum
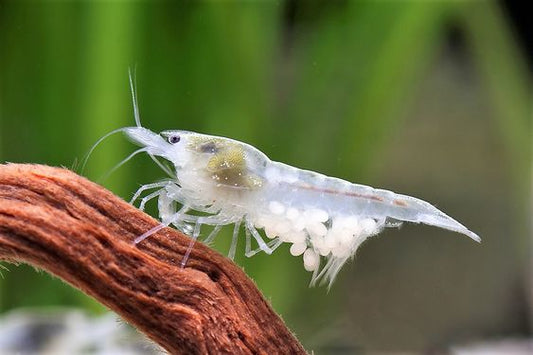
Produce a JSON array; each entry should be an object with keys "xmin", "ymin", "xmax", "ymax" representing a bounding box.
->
[{"xmin": 123, "ymin": 124, "xmax": 480, "ymax": 287}]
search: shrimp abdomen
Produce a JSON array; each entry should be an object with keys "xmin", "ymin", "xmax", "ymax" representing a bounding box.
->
[{"xmin": 266, "ymin": 163, "xmax": 480, "ymax": 242}]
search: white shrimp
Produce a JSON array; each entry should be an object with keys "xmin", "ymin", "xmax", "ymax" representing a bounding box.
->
[{"xmin": 120, "ymin": 76, "xmax": 480, "ymax": 288}]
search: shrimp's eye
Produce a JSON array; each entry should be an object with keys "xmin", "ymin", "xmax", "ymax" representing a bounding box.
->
[{"xmin": 168, "ymin": 135, "xmax": 181, "ymax": 144}]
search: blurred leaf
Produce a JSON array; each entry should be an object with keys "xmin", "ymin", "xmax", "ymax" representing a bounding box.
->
[
  {"xmin": 79, "ymin": 1, "xmax": 140, "ymax": 198},
  {"xmin": 460, "ymin": 1, "xmax": 531, "ymax": 192},
  {"xmin": 459, "ymin": 2, "xmax": 531, "ymax": 259}
]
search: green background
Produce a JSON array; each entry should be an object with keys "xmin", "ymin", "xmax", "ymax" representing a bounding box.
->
[{"xmin": 0, "ymin": 1, "xmax": 530, "ymax": 352}]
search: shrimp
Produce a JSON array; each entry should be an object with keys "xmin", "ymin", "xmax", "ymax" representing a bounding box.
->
[{"xmin": 119, "ymin": 75, "xmax": 480, "ymax": 288}]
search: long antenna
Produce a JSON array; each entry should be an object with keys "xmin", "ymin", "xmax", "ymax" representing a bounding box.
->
[{"xmin": 80, "ymin": 127, "xmax": 128, "ymax": 175}]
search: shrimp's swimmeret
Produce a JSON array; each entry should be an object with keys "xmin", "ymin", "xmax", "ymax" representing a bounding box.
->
[{"xmin": 117, "ymin": 77, "xmax": 480, "ymax": 288}]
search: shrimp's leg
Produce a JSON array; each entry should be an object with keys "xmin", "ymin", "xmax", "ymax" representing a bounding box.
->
[
  {"xmin": 172, "ymin": 212, "xmax": 226, "ymax": 237},
  {"xmin": 244, "ymin": 220, "xmax": 274, "ymax": 256},
  {"xmin": 228, "ymin": 220, "xmax": 241, "ymax": 260},
  {"xmin": 158, "ymin": 188, "xmax": 183, "ymax": 223},
  {"xmin": 134, "ymin": 209, "xmax": 189, "ymax": 245},
  {"xmin": 133, "ymin": 223, "xmax": 169, "ymax": 245},
  {"xmin": 244, "ymin": 228, "xmax": 282, "ymax": 257},
  {"xmin": 267, "ymin": 238, "xmax": 283, "ymax": 252},
  {"xmin": 166, "ymin": 206, "xmax": 193, "ymax": 234},
  {"xmin": 180, "ymin": 214, "xmax": 234, "ymax": 267},
  {"xmin": 133, "ymin": 191, "xmax": 187, "ymax": 245},
  {"xmin": 138, "ymin": 189, "xmax": 163, "ymax": 211},
  {"xmin": 245, "ymin": 228, "xmax": 254, "ymax": 256},
  {"xmin": 179, "ymin": 214, "xmax": 232, "ymax": 226},
  {"xmin": 130, "ymin": 181, "xmax": 169, "ymax": 204},
  {"xmin": 164, "ymin": 183, "xmax": 190, "ymax": 205},
  {"xmin": 157, "ymin": 187, "xmax": 198, "ymax": 236},
  {"xmin": 180, "ymin": 219, "xmax": 203, "ymax": 268},
  {"xmin": 133, "ymin": 189, "xmax": 171, "ymax": 244},
  {"xmin": 203, "ymin": 225, "xmax": 223, "ymax": 245}
]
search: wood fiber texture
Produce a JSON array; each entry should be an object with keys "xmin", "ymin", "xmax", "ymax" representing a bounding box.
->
[{"xmin": 0, "ymin": 164, "xmax": 306, "ymax": 355}]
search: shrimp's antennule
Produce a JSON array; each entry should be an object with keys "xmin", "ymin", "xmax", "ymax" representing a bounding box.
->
[{"xmin": 128, "ymin": 67, "xmax": 141, "ymax": 128}]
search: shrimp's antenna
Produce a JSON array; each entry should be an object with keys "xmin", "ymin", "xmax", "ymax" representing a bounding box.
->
[
  {"xmin": 96, "ymin": 147, "xmax": 148, "ymax": 183},
  {"xmin": 80, "ymin": 127, "xmax": 130, "ymax": 175},
  {"xmin": 128, "ymin": 67, "xmax": 141, "ymax": 128}
]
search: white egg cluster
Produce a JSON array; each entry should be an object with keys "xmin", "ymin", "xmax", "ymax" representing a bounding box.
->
[{"xmin": 253, "ymin": 200, "xmax": 382, "ymax": 274}]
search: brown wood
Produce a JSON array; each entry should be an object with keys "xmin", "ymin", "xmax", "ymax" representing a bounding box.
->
[{"xmin": 0, "ymin": 163, "xmax": 307, "ymax": 355}]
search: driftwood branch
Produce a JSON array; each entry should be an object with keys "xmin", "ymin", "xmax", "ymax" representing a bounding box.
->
[{"xmin": 0, "ymin": 163, "xmax": 306, "ymax": 354}]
